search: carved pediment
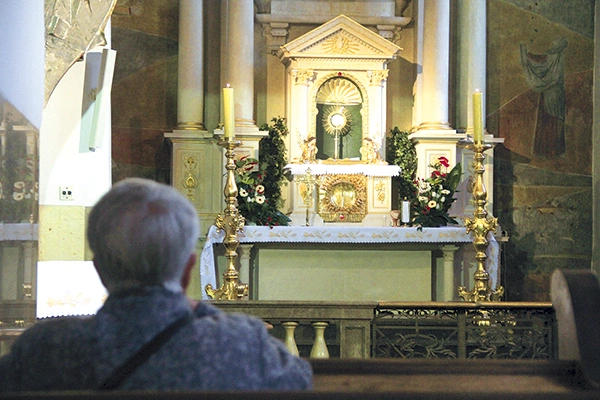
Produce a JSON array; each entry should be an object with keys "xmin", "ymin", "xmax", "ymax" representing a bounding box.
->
[{"xmin": 278, "ymin": 14, "xmax": 401, "ymax": 62}]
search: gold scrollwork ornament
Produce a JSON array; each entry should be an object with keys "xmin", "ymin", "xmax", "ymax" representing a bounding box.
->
[
  {"xmin": 183, "ymin": 155, "xmax": 199, "ymax": 201},
  {"xmin": 367, "ymin": 69, "xmax": 389, "ymax": 86}
]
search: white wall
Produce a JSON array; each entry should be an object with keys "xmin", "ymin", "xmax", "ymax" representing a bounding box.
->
[
  {"xmin": 39, "ymin": 15, "xmax": 113, "ymax": 208},
  {"xmin": 39, "ymin": 55, "xmax": 112, "ymax": 207}
]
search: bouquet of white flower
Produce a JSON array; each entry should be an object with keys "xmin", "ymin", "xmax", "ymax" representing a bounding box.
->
[{"xmin": 411, "ymin": 156, "xmax": 462, "ymax": 229}]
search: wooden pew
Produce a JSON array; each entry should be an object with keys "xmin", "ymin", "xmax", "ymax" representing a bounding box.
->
[
  {"xmin": 1, "ymin": 269, "xmax": 599, "ymax": 399},
  {"xmin": 1, "ymin": 357, "xmax": 598, "ymax": 400},
  {"xmin": 551, "ymin": 268, "xmax": 600, "ymax": 388}
]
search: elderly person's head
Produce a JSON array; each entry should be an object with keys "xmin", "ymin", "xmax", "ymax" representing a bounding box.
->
[{"xmin": 87, "ymin": 178, "xmax": 200, "ymax": 293}]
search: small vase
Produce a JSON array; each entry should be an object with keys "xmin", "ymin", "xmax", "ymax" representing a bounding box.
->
[
  {"xmin": 282, "ymin": 321, "xmax": 299, "ymax": 356},
  {"xmin": 310, "ymin": 321, "xmax": 329, "ymax": 358}
]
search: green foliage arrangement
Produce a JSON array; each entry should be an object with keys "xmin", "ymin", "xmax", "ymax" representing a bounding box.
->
[
  {"xmin": 258, "ymin": 117, "xmax": 289, "ymax": 209},
  {"xmin": 387, "ymin": 127, "xmax": 418, "ymax": 204},
  {"xmin": 235, "ymin": 117, "xmax": 291, "ymax": 227}
]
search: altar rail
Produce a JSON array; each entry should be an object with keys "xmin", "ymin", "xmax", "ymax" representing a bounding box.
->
[
  {"xmin": 214, "ymin": 301, "xmax": 556, "ymax": 360},
  {"xmin": 0, "ymin": 301, "xmax": 556, "ymax": 360}
]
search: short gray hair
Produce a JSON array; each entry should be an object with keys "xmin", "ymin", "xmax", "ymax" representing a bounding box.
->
[{"xmin": 87, "ymin": 178, "xmax": 200, "ymax": 292}]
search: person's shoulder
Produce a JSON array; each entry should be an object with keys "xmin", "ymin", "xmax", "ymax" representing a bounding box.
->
[
  {"xmin": 5, "ymin": 316, "xmax": 93, "ymax": 360},
  {"xmin": 193, "ymin": 302, "xmax": 267, "ymax": 331},
  {"xmin": 18, "ymin": 316, "xmax": 92, "ymax": 342},
  {"xmin": 25, "ymin": 315, "xmax": 89, "ymax": 330}
]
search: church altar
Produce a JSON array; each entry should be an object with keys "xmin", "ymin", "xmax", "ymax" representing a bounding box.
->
[{"xmin": 200, "ymin": 225, "xmax": 499, "ymax": 302}]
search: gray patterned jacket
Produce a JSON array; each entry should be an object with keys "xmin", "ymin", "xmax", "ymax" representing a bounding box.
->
[{"xmin": 0, "ymin": 286, "xmax": 313, "ymax": 391}]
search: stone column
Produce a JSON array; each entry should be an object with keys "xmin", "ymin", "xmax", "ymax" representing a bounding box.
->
[
  {"xmin": 453, "ymin": 2, "xmax": 501, "ymax": 219},
  {"xmin": 166, "ymin": 1, "xmax": 225, "ymax": 276},
  {"xmin": 416, "ymin": 0, "xmax": 451, "ymax": 131},
  {"xmin": 456, "ymin": 0, "xmax": 486, "ymax": 133},
  {"xmin": 222, "ymin": 0, "xmax": 258, "ymax": 130},
  {"xmin": 178, "ymin": 0, "xmax": 206, "ymax": 131},
  {"xmin": 440, "ymin": 245, "xmax": 459, "ymax": 301}
]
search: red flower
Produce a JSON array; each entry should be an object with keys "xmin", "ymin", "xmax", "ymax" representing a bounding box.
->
[
  {"xmin": 438, "ymin": 156, "xmax": 449, "ymax": 168},
  {"xmin": 244, "ymin": 162, "xmax": 257, "ymax": 171}
]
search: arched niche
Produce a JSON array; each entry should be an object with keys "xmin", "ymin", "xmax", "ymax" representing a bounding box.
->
[
  {"xmin": 314, "ymin": 75, "xmax": 366, "ymax": 160},
  {"xmin": 278, "ymin": 15, "xmax": 401, "ymax": 165}
]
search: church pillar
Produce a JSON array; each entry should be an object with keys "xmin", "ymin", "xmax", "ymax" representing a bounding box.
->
[
  {"xmin": 165, "ymin": 0, "xmax": 224, "ymax": 300},
  {"xmin": 216, "ymin": 0, "xmax": 267, "ymax": 169},
  {"xmin": 177, "ymin": 0, "xmax": 206, "ymax": 131},
  {"xmin": 456, "ymin": 0, "xmax": 486, "ymax": 134},
  {"xmin": 452, "ymin": 2, "xmax": 502, "ymax": 220},
  {"xmin": 415, "ymin": 0, "xmax": 451, "ymax": 132},
  {"xmin": 440, "ymin": 245, "xmax": 459, "ymax": 301},
  {"xmin": 222, "ymin": 0, "xmax": 258, "ymax": 130},
  {"xmin": 411, "ymin": 0, "xmax": 458, "ymax": 183}
]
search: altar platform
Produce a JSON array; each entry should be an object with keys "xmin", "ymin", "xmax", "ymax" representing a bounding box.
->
[{"xmin": 200, "ymin": 225, "xmax": 500, "ymax": 302}]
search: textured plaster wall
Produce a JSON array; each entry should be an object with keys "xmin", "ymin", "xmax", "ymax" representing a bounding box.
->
[
  {"xmin": 110, "ymin": 0, "xmax": 179, "ymax": 184},
  {"xmin": 38, "ymin": 205, "xmax": 92, "ymax": 261},
  {"xmin": 488, "ymin": 0, "xmax": 594, "ymax": 300}
]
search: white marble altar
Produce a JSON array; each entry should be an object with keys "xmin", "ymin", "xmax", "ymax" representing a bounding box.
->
[
  {"xmin": 278, "ymin": 15, "xmax": 403, "ymax": 226},
  {"xmin": 201, "ymin": 225, "xmax": 500, "ymax": 302}
]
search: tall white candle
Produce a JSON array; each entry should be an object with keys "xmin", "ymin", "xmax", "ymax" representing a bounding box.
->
[
  {"xmin": 401, "ymin": 200, "xmax": 411, "ymax": 223},
  {"xmin": 473, "ymin": 90, "xmax": 483, "ymax": 143},
  {"xmin": 223, "ymin": 85, "xmax": 235, "ymax": 139}
]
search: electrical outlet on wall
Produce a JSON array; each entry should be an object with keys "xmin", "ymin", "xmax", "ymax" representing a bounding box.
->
[{"xmin": 59, "ymin": 186, "xmax": 74, "ymax": 201}]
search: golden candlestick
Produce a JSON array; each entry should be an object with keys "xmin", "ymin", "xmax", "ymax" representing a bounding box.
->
[
  {"xmin": 458, "ymin": 140, "xmax": 504, "ymax": 301},
  {"xmin": 296, "ymin": 168, "xmax": 318, "ymax": 226},
  {"xmin": 205, "ymin": 139, "xmax": 248, "ymax": 300}
]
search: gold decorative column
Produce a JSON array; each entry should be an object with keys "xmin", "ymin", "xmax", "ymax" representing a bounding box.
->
[
  {"xmin": 205, "ymin": 139, "xmax": 248, "ymax": 300},
  {"xmin": 458, "ymin": 141, "xmax": 504, "ymax": 301}
]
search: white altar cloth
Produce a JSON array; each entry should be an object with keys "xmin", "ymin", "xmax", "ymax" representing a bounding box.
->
[
  {"xmin": 200, "ymin": 225, "xmax": 499, "ymax": 300},
  {"xmin": 285, "ymin": 163, "xmax": 400, "ymax": 176},
  {"xmin": 37, "ymin": 261, "xmax": 107, "ymax": 318}
]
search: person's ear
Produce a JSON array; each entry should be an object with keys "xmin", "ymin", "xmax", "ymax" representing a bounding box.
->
[
  {"xmin": 92, "ymin": 258, "xmax": 110, "ymax": 290},
  {"xmin": 181, "ymin": 253, "xmax": 197, "ymax": 291}
]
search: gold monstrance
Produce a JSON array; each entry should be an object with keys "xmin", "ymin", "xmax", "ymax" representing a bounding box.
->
[
  {"xmin": 458, "ymin": 140, "xmax": 504, "ymax": 301},
  {"xmin": 204, "ymin": 138, "xmax": 249, "ymax": 300}
]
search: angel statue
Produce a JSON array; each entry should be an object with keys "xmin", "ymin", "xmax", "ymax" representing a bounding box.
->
[
  {"xmin": 360, "ymin": 137, "xmax": 384, "ymax": 164},
  {"xmin": 300, "ymin": 136, "xmax": 317, "ymax": 163}
]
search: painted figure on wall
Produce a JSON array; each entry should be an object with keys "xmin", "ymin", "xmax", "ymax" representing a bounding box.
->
[{"xmin": 519, "ymin": 37, "xmax": 568, "ymax": 159}]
